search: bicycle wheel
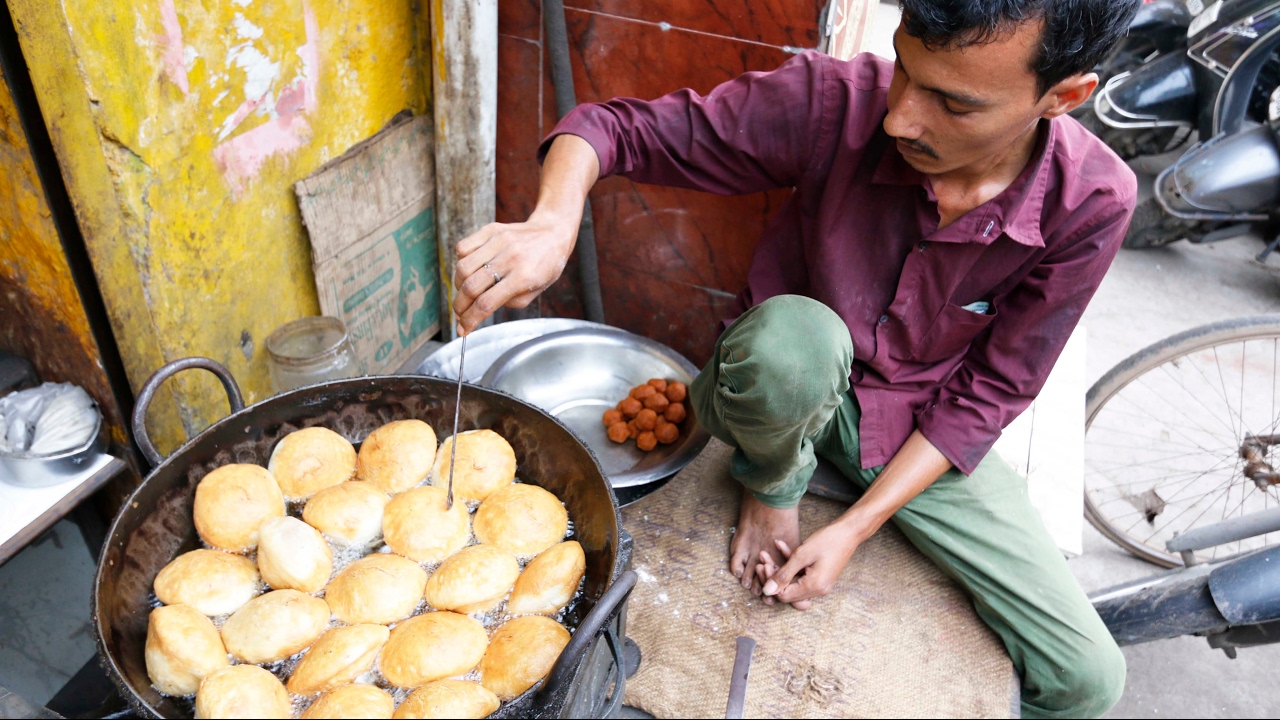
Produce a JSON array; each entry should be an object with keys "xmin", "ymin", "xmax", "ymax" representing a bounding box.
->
[{"xmin": 1084, "ymin": 315, "xmax": 1280, "ymax": 567}]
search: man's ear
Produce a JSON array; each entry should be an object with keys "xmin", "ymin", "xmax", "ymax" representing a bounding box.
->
[{"xmin": 1040, "ymin": 72, "xmax": 1099, "ymax": 119}]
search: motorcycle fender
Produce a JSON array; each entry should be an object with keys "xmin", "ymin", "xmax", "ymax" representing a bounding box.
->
[
  {"xmin": 1208, "ymin": 545, "xmax": 1280, "ymax": 625},
  {"xmin": 1168, "ymin": 123, "xmax": 1280, "ymax": 212},
  {"xmin": 1096, "ymin": 52, "xmax": 1198, "ymax": 127}
]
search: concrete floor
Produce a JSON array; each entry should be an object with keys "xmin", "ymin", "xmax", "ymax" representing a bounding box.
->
[
  {"xmin": 1075, "ymin": 230, "xmax": 1280, "ymax": 718},
  {"xmin": 0, "ymin": 519, "xmax": 97, "ymax": 705}
]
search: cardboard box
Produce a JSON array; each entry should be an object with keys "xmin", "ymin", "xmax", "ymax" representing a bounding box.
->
[{"xmin": 295, "ymin": 113, "xmax": 440, "ymax": 375}]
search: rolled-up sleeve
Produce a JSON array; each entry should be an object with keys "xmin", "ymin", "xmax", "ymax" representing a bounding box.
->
[
  {"xmin": 537, "ymin": 51, "xmax": 831, "ymax": 195},
  {"xmin": 915, "ymin": 200, "xmax": 1135, "ymax": 475}
]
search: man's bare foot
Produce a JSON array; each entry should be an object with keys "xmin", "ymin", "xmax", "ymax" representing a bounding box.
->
[{"xmin": 729, "ymin": 487, "xmax": 799, "ymax": 596}]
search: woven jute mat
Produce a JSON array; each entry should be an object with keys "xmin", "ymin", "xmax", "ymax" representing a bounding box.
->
[{"xmin": 620, "ymin": 439, "xmax": 1016, "ymax": 718}]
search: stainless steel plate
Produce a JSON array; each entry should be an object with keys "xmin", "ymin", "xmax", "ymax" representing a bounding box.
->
[
  {"xmin": 415, "ymin": 318, "xmax": 610, "ymax": 381},
  {"xmin": 482, "ymin": 327, "xmax": 710, "ymax": 488}
]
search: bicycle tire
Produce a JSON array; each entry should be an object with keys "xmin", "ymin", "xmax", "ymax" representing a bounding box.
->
[{"xmin": 1084, "ymin": 315, "xmax": 1280, "ymax": 567}]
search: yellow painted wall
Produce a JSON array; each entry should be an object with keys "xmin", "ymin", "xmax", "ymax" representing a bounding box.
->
[
  {"xmin": 7, "ymin": 0, "xmax": 432, "ymax": 454},
  {"xmin": 0, "ymin": 70, "xmax": 123, "ymax": 443}
]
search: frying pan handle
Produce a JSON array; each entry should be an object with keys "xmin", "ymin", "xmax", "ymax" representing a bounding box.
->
[
  {"xmin": 539, "ymin": 569, "xmax": 638, "ymax": 711},
  {"xmin": 131, "ymin": 357, "xmax": 245, "ymax": 468}
]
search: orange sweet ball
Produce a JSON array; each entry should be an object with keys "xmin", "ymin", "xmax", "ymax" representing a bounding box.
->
[
  {"xmin": 618, "ymin": 398, "xmax": 643, "ymax": 419},
  {"xmin": 626, "ymin": 420, "xmax": 639, "ymax": 439},
  {"xmin": 636, "ymin": 431, "xmax": 658, "ymax": 452},
  {"xmin": 647, "ymin": 378, "xmax": 668, "ymax": 392},
  {"xmin": 602, "ymin": 409, "xmax": 623, "ymax": 427},
  {"xmin": 663, "ymin": 402, "xmax": 686, "ymax": 424},
  {"xmin": 665, "ymin": 382, "xmax": 687, "ymax": 403},
  {"xmin": 607, "ymin": 422, "xmax": 630, "ymax": 443},
  {"xmin": 654, "ymin": 421, "xmax": 679, "ymax": 445},
  {"xmin": 630, "ymin": 385, "xmax": 657, "ymax": 401},
  {"xmin": 634, "ymin": 409, "xmax": 658, "ymax": 431},
  {"xmin": 643, "ymin": 393, "xmax": 669, "ymax": 412}
]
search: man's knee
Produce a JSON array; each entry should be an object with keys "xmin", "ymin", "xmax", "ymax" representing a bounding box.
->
[
  {"xmin": 727, "ymin": 295, "xmax": 852, "ymax": 389},
  {"xmin": 1031, "ymin": 636, "xmax": 1126, "ymax": 718}
]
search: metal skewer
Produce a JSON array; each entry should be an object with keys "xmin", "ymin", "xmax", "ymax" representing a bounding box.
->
[{"xmin": 445, "ymin": 272, "xmax": 468, "ymax": 511}]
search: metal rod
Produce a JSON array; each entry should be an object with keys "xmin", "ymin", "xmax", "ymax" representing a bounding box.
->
[
  {"xmin": 1166, "ymin": 505, "xmax": 1280, "ymax": 553},
  {"xmin": 543, "ymin": 0, "xmax": 605, "ymax": 324},
  {"xmin": 445, "ymin": 323, "xmax": 467, "ymax": 510},
  {"xmin": 725, "ymin": 636, "xmax": 756, "ymax": 719}
]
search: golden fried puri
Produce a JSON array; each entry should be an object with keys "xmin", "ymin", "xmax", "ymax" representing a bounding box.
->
[
  {"xmin": 393, "ymin": 680, "xmax": 500, "ymax": 719},
  {"xmin": 192, "ymin": 464, "xmax": 284, "ymax": 552},
  {"xmin": 473, "ymin": 483, "xmax": 568, "ymax": 557},
  {"xmin": 194, "ymin": 665, "xmax": 290, "ymax": 719},
  {"xmin": 145, "ymin": 605, "xmax": 229, "ymax": 696},
  {"xmin": 430, "ymin": 429, "xmax": 517, "ymax": 503},
  {"xmin": 220, "ymin": 590, "xmax": 330, "ymax": 664},
  {"xmin": 302, "ymin": 481, "xmax": 390, "ymax": 546},
  {"xmin": 379, "ymin": 612, "xmax": 489, "ymax": 688},
  {"xmin": 423, "ymin": 545, "xmax": 520, "ymax": 614},
  {"xmin": 153, "ymin": 549, "xmax": 260, "ymax": 616},
  {"xmin": 302, "ymin": 684, "xmax": 395, "ymax": 719},
  {"xmin": 357, "ymin": 419, "xmax": 438, "ymax": 495},
  {"xmin": 506, "ymin": 541, "xmax": 586, "ymax": 616},
  {"xmin": 287, "ymin": 624, "xmax": 390, "ymax": 695},
  {"xmin": 479, "ymin": 616, "xmax": 571, "ymax": 701},
  {"xmin": 325, "ymin": 554, "xmax": 428, "ymax": 625},
  {"xmin": 382, "ymin": 486, "xmax": 471, "ymax": 563},
  {"xmin": 256, "ymin": 516, "xmax": 333, "ymax": 593},
  {"xmin": 268, "ymin": 427, "xmax": 357, "ymax": 500}
]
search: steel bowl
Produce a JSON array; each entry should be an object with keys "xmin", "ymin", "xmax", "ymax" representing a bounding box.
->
[
  {"xmin": 481, "ymin": 327, "xmax": 711, "ymax": 488},
  {"xmin": 0, "ymin": 411, "xmax": 106, "ymax": 488}
]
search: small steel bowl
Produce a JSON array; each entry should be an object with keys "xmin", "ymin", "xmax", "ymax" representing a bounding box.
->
[
  {"xmin": 0, "ymin": 412, "xmax": 106, "ymax": 488},
  {"xmin": 481, "ymin": 327, "xmax": 710, "ymax": 488}
]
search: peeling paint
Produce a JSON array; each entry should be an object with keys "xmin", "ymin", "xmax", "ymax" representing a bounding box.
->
[
  {"xmin": 156, "ymin": 0, "xmax": 189, "ymax": 94},
  {"xmin": 10, "ymin": 0, "xmax": 432, "ymax": 451}
]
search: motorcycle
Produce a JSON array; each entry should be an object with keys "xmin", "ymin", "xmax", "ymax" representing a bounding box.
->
[{"xmin": 1095, "ymin": 0, "xmax": 1280, "ymax": 251}]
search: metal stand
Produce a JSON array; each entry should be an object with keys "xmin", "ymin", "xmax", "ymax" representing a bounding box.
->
[{"xmin": 1257, "ymin": 232, "xmax": 1280, "ymax": 263}]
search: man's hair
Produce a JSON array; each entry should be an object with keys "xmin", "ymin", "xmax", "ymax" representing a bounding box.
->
[{"xmin": 899, "ymin": 0, "xmax": 1140, "ymax": 95}]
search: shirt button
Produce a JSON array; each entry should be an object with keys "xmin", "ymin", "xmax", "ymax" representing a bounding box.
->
[
  {"xmin": 878, "ymin": 314, "xmax": 889, "ymax": 324},
  {"xmin": 918, "ymin": 241, "xmax": 929, "ymax": 251}
]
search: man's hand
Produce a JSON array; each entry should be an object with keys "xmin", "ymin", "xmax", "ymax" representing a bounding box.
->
[
  {"xmin": 452, "ymin": 134, "xmax": 600, "ymax": 334},
  {"xmin": 759, "ymin": 430, "xmax": 954, "ymax": 608},
  {"xmin": 760, "ymin": 521, "xmax": 863, "ymax": 608},
  {"xmin": 453, "ymin": 214, "xmax": 577, "ymax": 333}
]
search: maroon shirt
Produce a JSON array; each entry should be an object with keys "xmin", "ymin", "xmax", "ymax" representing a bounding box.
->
[{"xmin": 541, "ymin": 52, "xmax": 1137, "ymax": 474}]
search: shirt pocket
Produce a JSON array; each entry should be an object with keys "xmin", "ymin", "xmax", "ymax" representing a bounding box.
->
[{"xmin": 906, "ymin": 302, "xmax": 998, "ymax": 364}]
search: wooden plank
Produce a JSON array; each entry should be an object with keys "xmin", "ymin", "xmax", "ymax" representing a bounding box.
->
[{"xmin": 0, "ymin": 457, "xmax": 126, "ymax": 567}]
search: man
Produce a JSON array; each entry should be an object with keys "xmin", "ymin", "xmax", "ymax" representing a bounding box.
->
[{"xmin": 453, "ymin": 0, "xmax": 1138, "ymax": 715}]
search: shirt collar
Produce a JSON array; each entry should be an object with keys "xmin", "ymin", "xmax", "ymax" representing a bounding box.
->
[{"xmin": 868, "ymin": 118, "xmax": 1055, "ymax": 248}]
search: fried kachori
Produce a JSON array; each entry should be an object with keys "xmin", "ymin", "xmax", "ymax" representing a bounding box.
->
[
  {"xmin": 505, "ymin": 541, "xmax": 585, "ymax": 616},
  {"xmin": 268, "ymin": 426, "xmax": 357, "ymax": 500},
  {"xmin": 302, "ymin": 684, "xmax": 395, "ymax": 719},
  {"xmin": 220, "ymin": 589, "xmax": 330, "ymax": 664},
  {"xmin": 393, "ymin": 680, "xmax": 500, "ymax": 719},
  {"xmin": 153, "ymin": 549, "xmax": 261, "ymax": 616},
  {"xmin": 473, "ymin": 483, "xmax": 567, "ymax": 557},
  {"xmin": 302, "ymin": 481, "xmax": 390, "ymax": 546},
  {"xmin": 194, "ymin": 665, "xmax": 290, "ymax": 719},
  {"xmin": 287, "ymin": 624, "xmax": 390, "ymax": 695},
  {"xmin": 325, "ymin": 553, "xmax": 427, "ymax": 625},
  {"xmin": 382, "ymin": 486, "xmax": 470, "ymax": 563},
  {"xmin": 145, "ymin": 604, "xmax": 229, "ymax": 696},
  {"xmin": 479, "ymin": 615, "xmax": 571, "ymax": 701},
  {"xmin": 379, "ymin": 612, "xmax": 489, "ymax": 688},
  {"xmin": 193, "ymin": 464, "xmax": 284, "ymax": 552},
  {"xmin": 423, "ymin": 544, "xmax": 519, "ymax": 614},
  {"xmin": 430, "ymin": 429, "xmax": 516, "ymax": 503},
  {"xmin": 357, "ymin": 419, "xmax": 438, "ymax": 495}
]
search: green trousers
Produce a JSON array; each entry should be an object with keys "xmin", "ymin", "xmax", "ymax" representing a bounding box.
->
[{"xmin": 689, "ymin": 295, "xmax": 1125, "ymax": 719}]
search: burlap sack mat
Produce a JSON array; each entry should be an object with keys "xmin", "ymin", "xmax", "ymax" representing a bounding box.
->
[{"xmin": 620, "ymin": 439, "xmax": 1016, "ymax": 718}]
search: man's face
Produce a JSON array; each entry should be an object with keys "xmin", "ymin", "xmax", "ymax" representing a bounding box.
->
[{"xmin": 884, "ymin": 21, "xmax": 1075, "ymax": 175}]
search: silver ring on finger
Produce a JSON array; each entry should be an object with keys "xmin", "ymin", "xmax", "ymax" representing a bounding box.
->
[{"xmin": 483, "ymin": 263, "xmax": 502, "ymax": 285}]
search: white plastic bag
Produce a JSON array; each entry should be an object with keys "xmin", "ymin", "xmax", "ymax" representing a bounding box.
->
[{"xmin": 0, "ymin": 383, "xmax": 99, "ymax": 456}]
